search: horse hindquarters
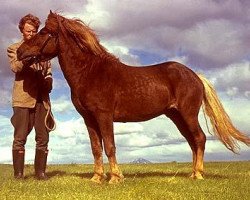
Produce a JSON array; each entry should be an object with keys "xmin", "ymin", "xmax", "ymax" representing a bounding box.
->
[{"xmin": 164, "ymin": 71, "xmax": 206, "ymax": 179}]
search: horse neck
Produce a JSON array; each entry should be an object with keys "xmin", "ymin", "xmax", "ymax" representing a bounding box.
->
[{"xmin": 57, "ymin": 33, "xmax": 96, "ymax": 90}]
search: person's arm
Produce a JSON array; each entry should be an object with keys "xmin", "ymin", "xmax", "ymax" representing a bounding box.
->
[
  {"xmin": 7, "ymin": 44, "xmax": 24, "ymax": 73},
  {"xmin": 43, "ymin": 61, "xmax": 53, "ymax": 93},
  {"xmin": 7, "ymin": 43, "xmax": 34, "ymax": 73}
]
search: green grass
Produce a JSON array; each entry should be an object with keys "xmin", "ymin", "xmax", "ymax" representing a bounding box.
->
[{"xmin": 0, "ymin": 161, "xmax": 249, "ymax": 200}]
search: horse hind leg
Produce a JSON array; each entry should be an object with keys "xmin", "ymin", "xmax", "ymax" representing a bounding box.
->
[
  {"xmin": 190, "ymin": 125, "xmax": 206, "ymax": 179},
  {"xmin": 182, "ymin": 116, "xmax": 206, "ymax": 179},
  {"xmin": 165, "ymin": 108, "xmax": 206, "ymax": 179}
]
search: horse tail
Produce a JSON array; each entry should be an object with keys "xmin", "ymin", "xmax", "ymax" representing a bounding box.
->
[{"xmin": 197, "ymin": 74, "xmax": 250, "ymax": 153}]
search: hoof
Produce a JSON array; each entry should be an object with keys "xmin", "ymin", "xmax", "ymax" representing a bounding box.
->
[
  {"xmin": 190, "ymin": 172, "xmax": 204, "ymax": 180},
  {"xmin": 35, "ymin": 172, "xmax": 48, "ymax": 181},
  {"xmin": 108, "ymin": 173, "xmax": 124, "ymax": 184},
  {"xmin": 90, "ymin": 173, "xmax": 107, "ymax": 184},
  {"xmin": 14, "ymin": 173, "xmax": 24, "ymax": 180}
]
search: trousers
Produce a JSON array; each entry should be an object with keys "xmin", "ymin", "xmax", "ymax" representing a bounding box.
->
[{"xmin": 11, "ymin": 103, "xmax": 49, "ymax": 151}]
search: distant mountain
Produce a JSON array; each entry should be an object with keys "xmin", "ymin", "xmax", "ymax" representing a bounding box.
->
[{"xmin": 130, "ymin": 158, "xmax": 152, "ymax": 164}]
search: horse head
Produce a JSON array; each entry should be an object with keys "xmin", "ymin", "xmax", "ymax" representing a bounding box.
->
[{"xmin": 17, "ymin": 11, "xmax": 59, "ymax": 63}]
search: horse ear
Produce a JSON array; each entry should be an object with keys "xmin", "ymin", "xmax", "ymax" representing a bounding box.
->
[{"xmin": 50, "ymin": 10, "xmax": 53, "ymax": 14}]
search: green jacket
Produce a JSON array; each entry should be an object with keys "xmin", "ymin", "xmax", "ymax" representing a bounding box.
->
[{"xmin": 7, "ymin": 41, "xmax": 52, "ymax": 110}]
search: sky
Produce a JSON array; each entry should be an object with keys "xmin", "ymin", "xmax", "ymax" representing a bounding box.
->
[{"xmin": 0, "ymin": 0, "xmax": 250, "ymax": 164}]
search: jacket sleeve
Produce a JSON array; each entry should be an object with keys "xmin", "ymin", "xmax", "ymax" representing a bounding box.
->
[
  {"xmin": 44, "ymin": 60, "xmax": 52, "ymax": 79},
  {"xmin": 43, "ymin": 60, "xmax": 53, "ymax": 93},
  {"xmin": 7, "ymin": 44, "xmax": 24, "ymax": 73}
]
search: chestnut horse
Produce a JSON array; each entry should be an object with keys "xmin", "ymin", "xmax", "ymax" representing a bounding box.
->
[{"xmin": 17, "ymin": 11, "xmax": 250, "ymax": 183}]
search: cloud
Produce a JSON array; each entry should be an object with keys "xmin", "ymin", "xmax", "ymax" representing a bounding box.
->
[
  {"xmin": 182, "ymin": 19, "xmax": 248, "ymax": 67},
  {"xmin": 52, "ymin": 118, "xmax": 87, "ymax": 138},
  {"xmin": 83, "ymin": 0, "xmax": 247, "ymax": 32},
  {"xmin": 101, "ymin": 42, "xmax": 140, "ymax": 65},
  {"xmin": 0, "ymin": 84, "xmax": 12, "ymax": 108},
  {"xmin": 51, "ymin": 96, "xmax": 73, "ymax": 112},
  {"xmin": 207, "ymin": 61, "xmax": 250, "ymax": 96},
  {"xmin": 114, "ymin": 122, "xmax": 144, "ymax": 135}
]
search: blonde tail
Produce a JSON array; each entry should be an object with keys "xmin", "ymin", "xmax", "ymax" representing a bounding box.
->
[{"xmin": 198, "ymin": 74, "xmax": 250, "ymax": 153}]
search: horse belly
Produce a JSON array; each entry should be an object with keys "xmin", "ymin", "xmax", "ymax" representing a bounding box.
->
[{"xmin": 113, "ymin": 84, "xmax": 172, "ymax": 122}]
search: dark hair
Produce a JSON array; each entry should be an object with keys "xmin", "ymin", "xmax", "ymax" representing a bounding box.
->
[{"xmin": 18, "ymin": 14, "xmax": 41, "ymax": 33}]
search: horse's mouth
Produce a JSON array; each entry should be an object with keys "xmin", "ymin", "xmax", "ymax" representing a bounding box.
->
[
  {"xmin": 16, "ymin": 48, "xmax": 37, "ymax": 61},
  {"xmin": 19, "ymin": 55, "xmax": 32, "ymax": 61},
  {"xmin": 17, "ymin": 52, "xmax": 39, "ymax": 62},
  {"xmin": 18, "ymin": 55, "xmax": 41, "ymax": 66}
]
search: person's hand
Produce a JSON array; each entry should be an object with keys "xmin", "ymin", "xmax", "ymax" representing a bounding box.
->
[
  {"xmin": 22, "ymin": 57, "xmax": 35, "ymax": 67},
  {"xmin": 43, "ymin": 77, "xmax": 53, "ymax": 93}
]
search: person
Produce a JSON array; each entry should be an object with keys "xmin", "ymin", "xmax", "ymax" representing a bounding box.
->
[{"xmin": 7, "ymin": 14, "xmax": 55, "ymax": 180}]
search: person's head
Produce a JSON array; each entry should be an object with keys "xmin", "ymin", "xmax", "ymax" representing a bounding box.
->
[{"xmin": 18, "ymin": 14, "xmax": 41, "ymax": 41}]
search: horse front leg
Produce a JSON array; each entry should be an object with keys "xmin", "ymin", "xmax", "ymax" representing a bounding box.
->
[
  {"xmin": 84, "ymin": 116, "xmax": 106, "ymax": 184},
  {"xmin": 96, "ymin": 113, "xmax": 124, "ymax": 184}
]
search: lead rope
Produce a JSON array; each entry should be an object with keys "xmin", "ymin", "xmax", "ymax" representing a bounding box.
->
[{"xmin": 44, "ymin": 101, "xmax": 56, "ymax": 131}]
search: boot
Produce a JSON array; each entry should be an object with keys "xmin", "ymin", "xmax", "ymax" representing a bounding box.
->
[
  {"xmin": 34, "ymin": 149, "xmax": 49, "ymax": 180},
  {"xmin": 12, "ymin": 150, "xmax": 25, "ymax": 179}
]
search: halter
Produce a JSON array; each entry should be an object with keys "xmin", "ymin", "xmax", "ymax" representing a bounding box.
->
[
  {"xmin": 40, "ymin": 31, "xmax": 58, "ymax": 54},
  {"xmin": 33, "ymin": 30, "xmax": 58, "ymax": 62},
  {"xmin": 39, "ymin": 33, "xmax": 54, "ymax": 54}
]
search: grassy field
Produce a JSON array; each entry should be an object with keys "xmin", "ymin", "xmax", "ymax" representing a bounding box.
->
[{"xmin": 0, "ymin": 161, "xmax": 249, "ymax": 200}]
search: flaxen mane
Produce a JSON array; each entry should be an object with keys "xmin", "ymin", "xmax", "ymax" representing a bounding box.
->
[{"xmin": 60, "ymin": 15, "xmax": 116, "ymax": 60}]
